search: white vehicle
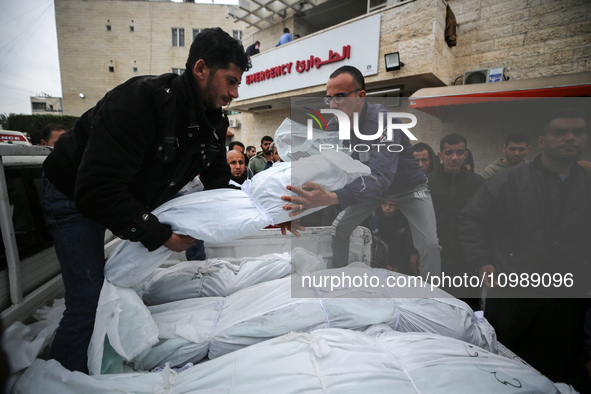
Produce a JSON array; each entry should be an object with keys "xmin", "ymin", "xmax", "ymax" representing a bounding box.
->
[
  {"xmin": 0, "ymin": 130, "xmax": 32, "ymax": 146},
  {"xmin": 0, "ymin": 144, "xmax": 58, "ymax": 327}
]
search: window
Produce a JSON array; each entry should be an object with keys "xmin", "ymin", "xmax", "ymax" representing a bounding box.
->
[
  {"xmin": 108, "ymin": 66, "xmax": 114, "ymax": 72},
  {"xmin": 172, "ymin": 68, "xmax": 185, "ymax": 75},
  {"xmin": 232, "ymin": 30, "xmax": 242, "ymax": 43},
  {"xmin": 0, "ymin": 165, "xmax": 53, "ymax": 270},
  {"xmin": 130, "ymin": 26, "xmax": 134, "ymax": 32},
  {"xmin": 172, "ymin": 28, "xmax": 185, "ymax": 47},
  {"xmin": 367, "ymin": 0, "xmax": 387, "ymax": 12},
  {"xmin": 133, "ymin": 67, "xmax": 138, "ymax": 73},
  {"xmin": 106, "ymin": 24, "xmax": 111, "ymax": 31},
  {"xmin": 32, "ymin": 102, "xmax": 45, "ymax": 110},
  {"xmin": 193, "ymin": 29, "xmax": 203, "ymax": 41}
]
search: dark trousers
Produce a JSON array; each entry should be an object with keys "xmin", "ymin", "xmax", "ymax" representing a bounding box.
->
[
  {"xmin": 42, "ymin": 176, "xmax": 106, "ymax": 373},
  {"xmin": 330, "ymin": 183, "xmax": 441, "ymax": 281}
]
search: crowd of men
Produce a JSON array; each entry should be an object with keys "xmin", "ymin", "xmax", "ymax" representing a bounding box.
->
[
  {"xmin": 34, "ymin": 26, "xmax": 589, "ymax": 392},
  {"xmin": 280, "ymin": 65, "xmax": 590, "ymax": 389}
]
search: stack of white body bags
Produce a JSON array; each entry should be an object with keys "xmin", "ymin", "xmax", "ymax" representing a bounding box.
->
[
  {"xmin": 88, "ymin": 261, "xmax": 497, "ymax": 375},
  {"xmin": 18, "ymin": 327, "xmax": 563, "ymax": 394},
  {"xmin": 142, "ymin": 248, "xmax": 327, "ymax": 305}
]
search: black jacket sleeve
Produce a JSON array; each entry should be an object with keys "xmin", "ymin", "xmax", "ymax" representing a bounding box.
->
[{"xmin": 74, "ymin": 82, "xmax": 172, "ymax": 251}]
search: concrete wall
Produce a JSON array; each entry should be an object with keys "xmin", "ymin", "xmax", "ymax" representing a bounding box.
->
[
  {"xmin": 448, "ymin": 0, "xmax": 591, "ymax": 81},
  {"xmin": 236, "ymin": 109, "xmax": 291, "ymax": 149},
  {"xmin": 56, "ymin": 0, "xmax": 248, "ymax": 116},
  {"xmin": 414, "ymin": 0, "xmax": 591, "ymax": 172}
]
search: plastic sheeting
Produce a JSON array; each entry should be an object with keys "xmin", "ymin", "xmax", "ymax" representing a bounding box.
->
[
  {"xmin": 88, "ymin": 263, "xmax": 497, "ymax": 375},
  {"xmin": 104, "ymin": 150, "xmax": 370, "ymax": 287},
  {"xmin": 142, "ymin": 248, "xmax": 327, "ymax": 305},
  {"xmin": 142, "ymin": 254, "xmax": 291, "ymax": 305},
  {"xmin": 1, "ymin": 299, "xmax": 65, "ymax": 373},
  {"xmin": 274, "ymin": 118, "xmax": 342, "ymax": 162},
  {"xmin": 14, "ymin": 327, "xmax": 564, "ymax": 394}
]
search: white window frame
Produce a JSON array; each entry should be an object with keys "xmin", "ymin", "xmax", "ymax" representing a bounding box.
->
[
  {"xmin": 232, "ymin": 30, "xmax": 242, "ymax": 43},
  {"xmin": 172, "ymin": 28, "xmax": 185, "ymax": 47}
]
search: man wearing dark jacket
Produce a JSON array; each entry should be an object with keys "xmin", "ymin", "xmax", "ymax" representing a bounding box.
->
[
  {"xmin": 428, "ymin": 134, "xmax": 484, "ymax": 307},
  {"xmin": 412, "ymin": 142, "xmax": 438, "ymax": 175},
  {"xmin": 42, "ymin": 28, "xmax": 250, "ymax": 373},
  {"xmin": 459, "ymin": 108, "xmax": 591, "ymax": 384},
  {"xmin": 283, "ymin": 66, "xmax": 441, "ymax": 280},
  {"xmin": 245, "ymin": 41, "xmax": 260, "ymax": 56},
  {"xmin": 369, "ymin": 200, "xmax": 414, "ymax": 273}
]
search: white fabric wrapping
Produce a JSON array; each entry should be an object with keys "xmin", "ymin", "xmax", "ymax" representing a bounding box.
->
[
  {"xmin": 142, "ymin": 247, "xmax": 326, "ymax": 306},
  {"xmin": 142, "ymin": 253, "xmax": 292, "ymax": 305},
  {"xmin": 1, "ymin": 299, "xmax": 64, "ymax": 373},
  {"xmin": 88, "ymin": 279, "xmax": 160, "ymax": 375},
  {"xmin": 14, "ymin": 328, "xmax": 560, "ymax": 394},
  {"xmin": 89, "ymin": 263, "xmax": 497, "ymax": 374},
  {"xmin": 274, "ymin": 118, "xmax": 342, "ymax": 162},
  {"xmin": 104, "ymin": 151, "xmax": 370, "ymax": 287}
]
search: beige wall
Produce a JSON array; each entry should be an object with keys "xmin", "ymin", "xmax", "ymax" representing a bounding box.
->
[
  {"xmin": 234, "ymin": 109, "xmax": 291, "ymax": 148},
  {"xmin": 56, "ymin": 0, "xmax": 248, "ymax": 116},
  {"xmin": 56, "ymin": 0, "xmax": 591, "ymax": 150},
  {"xmin": 448, "ymin": 0, "xmax": 591, "ymax": 81}
]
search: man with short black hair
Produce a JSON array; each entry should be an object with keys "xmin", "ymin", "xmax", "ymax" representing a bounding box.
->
[
  {"xmin": 276, "ymin": 27, "xmax": 293, "ymax": 46},
  {"xmin": 428, "ymin": 133, "xmax": 484, "ymax": 307},
  {"xmin": 42, "ymin": 27, "xmax": 250, "ymax": 373},
  {"xmin": 249, "ymin": 135, "xmax": 274, "ymax": 175},
  {"xmin": 228, "ymin": 140, "xmax": 245, "ymax": 154},
  {"xmin": 245, "ymin": 40, "xmax": 260, "ymax": 56},
  {"xmin": 412, "ymin": 142, "xmax": 438, "ymax": 175},
  {"xmin": 460, "ymin": 108, "xmax": 591, "ymax": 384},
  {"xmin": 482, "ymin": 132, "xmax": 530, "ymax": 179},
  {"xmin": 245, "ymin": 145, "xmax": 256, "ymax": 160},
  {"xmin": 40, "ymin": 124, "xmax": 67, "ymax": 147}
]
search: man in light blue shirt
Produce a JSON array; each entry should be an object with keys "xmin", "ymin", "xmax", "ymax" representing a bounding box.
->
[{"xmin": 276, "ymin": 27, "xmax": 293, "ymax": 46}]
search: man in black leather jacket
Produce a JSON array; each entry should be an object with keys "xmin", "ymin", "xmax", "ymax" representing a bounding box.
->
[
  {"xmin": 428, "ymin": 134, "xmax": 484, "ymax": 307},
  {"xmin": 459, "ymin": 108, "xmax": 591, "ymax": 385},
  {"xmin": 42, "ymin": 28, "xmax": 250, "ymax": 373}
]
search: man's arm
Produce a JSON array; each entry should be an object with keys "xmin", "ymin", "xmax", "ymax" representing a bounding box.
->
[
  {"xmin": 74, "ymin": 84, "xmax": 178, "ymax": 251},
  {"xmin": 329, "ymin": 111, "xmax": 422, "ymax": 209}
]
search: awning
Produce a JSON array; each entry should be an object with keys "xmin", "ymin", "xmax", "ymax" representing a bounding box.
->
[
  {"xmin": 409, "ymin": 71, "xmax": 591, "ymax": 112},
  {"xmin": 227, "ymin": 0, "xmax": 325, "ymax": 30}
]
